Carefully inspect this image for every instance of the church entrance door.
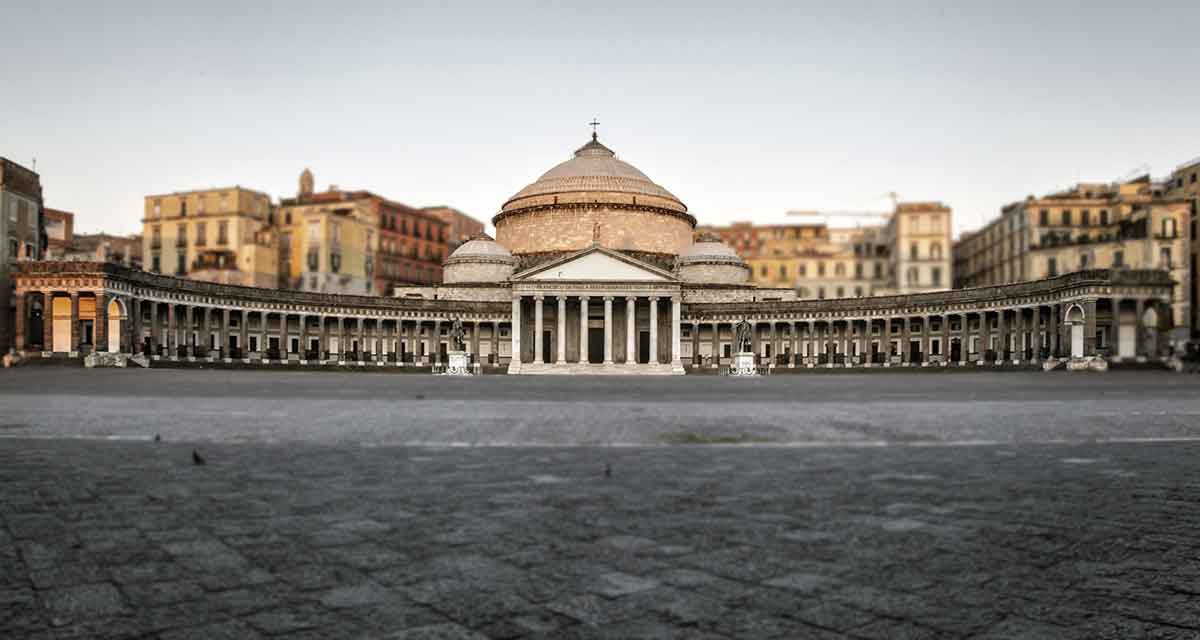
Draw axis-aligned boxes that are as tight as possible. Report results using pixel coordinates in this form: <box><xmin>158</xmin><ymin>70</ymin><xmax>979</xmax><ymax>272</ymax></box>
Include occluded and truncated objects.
<box><xmin>588</xmin><ymin>328</ymin><xmax>603</xmax><ymax>363</ymax></box>
<box><xmin>638</xmin><ymin>331</ymin><xmax>650</xmax><ymax>364</ymax></box>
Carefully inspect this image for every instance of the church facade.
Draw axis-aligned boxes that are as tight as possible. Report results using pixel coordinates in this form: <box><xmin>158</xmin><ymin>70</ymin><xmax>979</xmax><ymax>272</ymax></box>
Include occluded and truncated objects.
<box><xmin>9</xmin><ymin>134</ymin><xmax>1181</xmax><ymax>373</ymax></box>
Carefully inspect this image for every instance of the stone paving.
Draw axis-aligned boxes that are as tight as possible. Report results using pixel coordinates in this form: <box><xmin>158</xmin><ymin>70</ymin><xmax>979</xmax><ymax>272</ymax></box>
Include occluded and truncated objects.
<box><xmin>3</xmin><ymin>438</ymin><xmax>1200</xmax><ymax>639</ymax></box>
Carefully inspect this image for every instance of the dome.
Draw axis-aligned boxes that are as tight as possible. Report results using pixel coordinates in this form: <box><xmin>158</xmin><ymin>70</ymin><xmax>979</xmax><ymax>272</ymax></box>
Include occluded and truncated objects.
<box><xmin>493</xmin><ymin>133</ymin><xmax>696</xmax><ymax>260</ymax></box>
<box><xmin>677</xmin><ymin>233</ymin><xmax>749</xmax><ymax>285</ymax></box>
<box><xmin>501</xmin><ymin>135</ymin><xmax>687</xmax><ymax>213</ymax></box>
<box><xmin>442</xmin><ymin>234</ymin><xmax>516</xmax><ymax>284</ymax></box>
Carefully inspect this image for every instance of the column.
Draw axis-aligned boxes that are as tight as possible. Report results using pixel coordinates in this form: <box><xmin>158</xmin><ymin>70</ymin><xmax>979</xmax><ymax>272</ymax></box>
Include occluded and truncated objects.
<box><xmin>978</xmin><ymin>312</ymin><xmax>990</xmax><ymax>362</ymax></box>
<box><xmin>710</xmin><ymin>321</ymin><xmax>720</xmax><ymax>367</ymax></box>
<box><xmin>603</xmin><ymin>296</ymin><xmax>614</xmax><ymax>364</ymax></box>
<box><xmin>556</xmin><ymin>296</ymin><xmax>567</xmax><ymax>364</ymax></box>
<box><xmin>409</xmin><ymin>320</ymin><xmax>420</xmax><ymax>363</ymax></box>
<box><xmin>940</xmin><ymin>314</ymin><xmax>950</xmax><ymax>365</ymax></box>
<box><xmin>1013</xmin><ymin>308</ymin><xmax>1024</xmax><ymax>363</ymax></box>
<box><xmin>920</xmin><ymin>316</ymin><xmax>931</xmax><ymax>365</ymax></box>
<box><xmin>471</xmin><ymin>321</ymin><xmax>481</xmax><ymax>363</ymax></box>
<box><xmin>626</xmin><ymin>297</ymin><xmax>636</xmax><ymax>364</ymax></box>
<box><xmin>219</xmin><ymin>309</ymin><xmax>228</xmax><ymax>359</ymax></box>
<box><xmin>92</xmin><ymin>293</ymin><xmax>108</xmax><ymax>353</ymax></box>
<box><xmin>767</xmin><ymin>321</ymin><xmax>776</xmax><ymax>365</ymax></box>
<box><xmin>791</xmin><ymin>322</ymin><xmax>800</xmax><ymax>366</ymax></box>
<box><xmin>691</xmin><ymin>321</ymin><xmax>701</xmax><ymax>366</ymax></box>
<box><xmin>859</xmin><ymin>320</ymin><xmax>870</xmax><ymax>365</ymax></box>
<box><xmin>239</xmin><ymin>310</ymin><xmax>248</xmax><ymax>358</ymax></box>
<box><xmin>534</xmin><ymin>295</ymin><xmax>544</xmax><ymax>363</ymax></box>
<box><xmin>579</xmin><ymin>296</ymin><xmax>589</xmax><ymax>363</ymax></box>
<box><xmin>166</xmin><ymin>303</ymin><xmax>177</xmax><ymax>358</ymax></box>
<box><xmin>491</xmin><ymin>320</ymin><xmax>500</xmax><ymax>366</ymax></box>
<box><xmin>130</xmin><ymin>299</ymin><xmax>142</xmax><ymax>355</ymax></box>
<box><xmin>997</xmin><ymin>309</ymin><xmax>1008</xmax><ymax>362</ymax></box>
<box><xmin>751</xmin><ymin>320</ymin><xmax>760</xmax><ymax>362</ymax></box>
<box><xmin>69</xmin><ymin>292</ymin><xmax>80</xmax><ymax>355</ymax></box>
<box><xmin>183</xmin><ymin>306</ymin><xmax>194</xmax><ymax>358</ymax></box>
<box><xmin>900</xmin><ymin>315</ymin><xmax>910</xmax><ymax>365</ymax></box>
<box><xmin>807</xmin><ymin>321</ymin><xmax>816</xmax><ymax>364</ymax></box>
<box><xmin>670</xmin><ymin>296</ymin><xmax>681</xmax><ymax>367</ymax></box>
<box><xmin>13</xmin><ymin>292</ymin><xmax>26</xmax><ymax>351</ymax></box>
<box><xmin>647</xmin><ymin>297</ymin><xmax>658</xmax><ymax>364</ymax></box>
<box><xmin>1083</xmin><ymin>298</ymin><xmax>1098</xmax><ymax>356</ymax></box>
<box><xmin>299</xmin><ymin>314</ymin><xmax>309</xmax><ymax>360</ymax></box>
<box><xmin>511</xmin><ymin>297</ymin><xmax>521</xmax><ymax>365</ymax></box>
<box><xmin>150</xmin><ymin>302</ymin><xmax>161</xmax><ymax>356</ymax></box>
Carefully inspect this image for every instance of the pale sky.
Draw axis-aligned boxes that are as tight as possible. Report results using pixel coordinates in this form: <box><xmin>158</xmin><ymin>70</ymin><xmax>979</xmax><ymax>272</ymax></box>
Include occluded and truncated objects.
<box><xmin>5</xmin><ymin>1</ymin><xmax>1198</xmax><ymax>237</ymax></box>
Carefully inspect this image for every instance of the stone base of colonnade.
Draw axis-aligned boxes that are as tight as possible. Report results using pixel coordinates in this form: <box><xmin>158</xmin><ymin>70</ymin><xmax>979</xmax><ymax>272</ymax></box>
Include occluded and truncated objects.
<box><xmin>510</xmin><ymin>362</ymin><xmax>685</xmax><ymax>376</ymax></box>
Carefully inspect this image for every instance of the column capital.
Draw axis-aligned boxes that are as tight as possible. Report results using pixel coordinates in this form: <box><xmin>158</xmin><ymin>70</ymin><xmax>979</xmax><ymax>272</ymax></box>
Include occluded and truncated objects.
<box><xmin>648</xmin><ymin>296</ymin><xmax>659</xmax><ymax>302</ymax></box>
<box><xmin>603</xmin><ymin>296</ymin><xmax>613</xmax><ymax>302</ymax></box>
<box><xmin>579</xmin><ymin>295</ymin><xmax>590</xmax><ymax>301</ymax></box>
<box><xmin>533</xmin><ymin>295</ymin><xmax>544</xmax><ymax>301</ymax></box>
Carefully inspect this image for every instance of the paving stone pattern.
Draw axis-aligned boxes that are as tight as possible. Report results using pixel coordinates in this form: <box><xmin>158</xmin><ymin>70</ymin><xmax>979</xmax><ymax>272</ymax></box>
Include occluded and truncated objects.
<box><xmin>3</xmin><ymin>438</ymin><xmax>1200</xmax><ymax>639</ymax></box>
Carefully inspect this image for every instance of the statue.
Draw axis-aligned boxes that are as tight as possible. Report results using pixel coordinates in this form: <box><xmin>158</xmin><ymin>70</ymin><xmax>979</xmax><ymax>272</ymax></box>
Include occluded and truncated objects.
<box><xmin>734</xmin><ymin>319</ymin><xmax>753</xmax><ymax>353</ymax></box>
<box><xmin>449</xmin><ymin>318</ymin><xmax>466</xmax><ymax>351</ymax></box>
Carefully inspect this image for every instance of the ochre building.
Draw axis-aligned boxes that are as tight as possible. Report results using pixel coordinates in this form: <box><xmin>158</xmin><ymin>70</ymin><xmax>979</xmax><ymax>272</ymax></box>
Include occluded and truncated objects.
<box><xmin>10</xmin><ymin>133</ymin><xmax>1183</xmax><ymax>372</ymax></box>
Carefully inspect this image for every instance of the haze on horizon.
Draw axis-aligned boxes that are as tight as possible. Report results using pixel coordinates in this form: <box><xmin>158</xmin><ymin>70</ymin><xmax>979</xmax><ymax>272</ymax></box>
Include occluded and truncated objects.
<box><xmin>5</xmin><ymin>1</ymin><xmax>1197</xmax><ymax>238</ymax></box>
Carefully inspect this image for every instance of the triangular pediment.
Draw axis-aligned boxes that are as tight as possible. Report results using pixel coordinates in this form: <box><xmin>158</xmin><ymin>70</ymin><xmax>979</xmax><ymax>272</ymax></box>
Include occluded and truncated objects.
<box><xmin>513</xmin><ymin>246</ymin><xmax>677</xmax><ymax>282</ymax></box>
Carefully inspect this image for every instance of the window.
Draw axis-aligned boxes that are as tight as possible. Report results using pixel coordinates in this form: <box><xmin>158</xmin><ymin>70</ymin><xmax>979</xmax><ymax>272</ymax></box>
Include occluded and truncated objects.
<box><xmin>817</xmin><ymin>262</ymin><xmax>826</xmax><ymax>277</ymax></box>
<box><xmin>1039</xmin><ymin>209</ymin><xmax>1049</xmax><ymax>225</ymax></box>
<box><xmin>779</xmin><ymin>265</ymin><xmax>787</xmax><ymax>279</ymax></box>
<box><xmin>25</xmin><ymin>242</ymin><xmax>35</xmax><ymax>259</ymax></box>
<box><xmin>760</xmin><ymin>265</ymin><xmax>768</xmax><ymax>277</ymax></box>
<box><xmin>835</xmin><ymin>286</ymin><xmax>844</xmax><ymax>298</ymax></box>
<box><xmin>910</xmin><ymin>243</ymin><xmax>918</xmax><ymax>260</ymax></box>
<box><xmin>308</xmin><ymin>222</ymin><xmax>319</xmax><ymax>241</ymax></box>
<box><xmin>285</xmin><ymin>212</ymin><xmax>292</xmax><ymax>225</ymax></box>
<box><xmin>1047</xmin><ymin>257</ymin><xmax>1058</xmax><ymax>277</ymax></box>
<box><xmin>331</xmin><ymin>222</ymin><xmax>341</xmax><ymax>243</ymax></box>
<box><xmin>176</xmin><ymin>224</ymin><xmax>187</xmax><ymax>247</ymax></box>
<box><xmin>835</xmin><ymin>263</ymin><xmax>845</xmax><ymax>277</ymax></box>
<box><xmin>1061</xmin><ymin>210</ymin><xmax>1071</xmax><ymax>225</ymax></box>
<box><xmin>195</xmin><ymin>222</ymin><xmax>206</xmax><ymax>246</ymax></box>
<box><xmin>932</xmin><ymin>267</ymin><xmax>942</xmax><ymax>286</ymax></box>
<box><xmin>1079</xmin><ymin>253</ymin><xmax>1089</xmax><ymax>269</ymax></box>
<box><xmin>196</xmin><ymin>196</ymin><xmax>205</xmax><ymax>214</ymax></box>
<box><xmin>1100</xmin><ymin>210</ymin><xmax>1109</xmax><ymax>225</ymax></box>
<box><xmin>1161</xmin><ymin>218</ymin><xmax>1177</xmax><ymax>238</ymax></box>
<box><xmin>1113</xmin><ymin>250</ymin><xmax>1124</xmax><ymax>267</ymax></box>
<box><xmin>854</xmin><ymin>263</ymin><xmax>863</xmax><ymax>279</ymax></box>
<box><xmin>1161</xmin><ymin>247</ymin><xmax>1172</xmax><ymax>269</ymax></box>
<box><xmin>931</xmin><ymin>242</ymin><xmax>942</xmax><ymax>260</ymax></box>
<box><xmin>7</xmin><ymin>238</ymin><xmax>16</xmax><ymax>258</ymax></box>
<box><xmin>151</xmin><ymin>254</ymin><xmax>161</xmax><ymax>272</ymax></box>
<box><xmin>331</xmin><ymin>252</ymin><xmax>341</xmax><ymax>273</ymax></box>
<box><xmin>154</xmin><ymin>200</ymin><xmax>162</xmax><ymax>217</ymax></box>
<box><xmin>307</xmin><ymin>248</ymin><xmax>319</xmax><ymax>270</ymax></box>
<box><xmin>817</xmin><ymin>287</ymin><xmax>825</xmax><ymax>299</ymax></box>
<box><xmin>1081</xmin><ymin>210</ymin><xmax>1090</xmax><ymax>226</ymax></box>
<box><xmin>220</xmin><ymin>194</ymin><xmax>229</xmax><ymax>211</ymax></box>
<box><xmin>798</xmin><ymin>263</ymin><xmax>806</xmax><ymax>277</ymax></box>
<box><xmin>874</xmin><ymin>262</ymin><xmax>883</xmax><ymax>279</ymax></box>
<box><xmin>180</xmin><ymin>199</ymin><xmax>187</xmax><ymax>216</ymax></box>
<box><xmin>217</xmin><ymin>221</ymin><xmax>229</xmax><ymax>245</ymax></box>
<box><xmin>176</xmin><ymin>253</ymin><xmax>186</xmax><ymax>274</ymax></box>
<box><xmin>906</xmin><ymin>267</ymin><xmax>918</xmax><ymax>285</ymax></box>
<box><xmin>854</xmin><ymin>286</ymin><xmax>863</xmax><ymax>297</ymax></box>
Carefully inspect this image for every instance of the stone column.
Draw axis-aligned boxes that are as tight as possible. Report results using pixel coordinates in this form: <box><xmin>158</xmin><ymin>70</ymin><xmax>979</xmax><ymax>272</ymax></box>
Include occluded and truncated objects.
<box><xmin>511</xmin><ymin>297</ymin><xmax>521</xmax><ymax>365</ymax></box>
<box><xmin>766</xmin><ymin>321</ymin><xmax>776</xmax><ymax>365</ymax></box>
<box><xmin>898</xmin><ymin>315</ymin><xmax>909</xmax><ymax>365</ymax></box>
<box><xmin>299</xmin><ymin>314</ymin><xmax>309</xmax><ymax>360</ymax></box>
<box><xmin>997</xmin><ymin>309</ymin><xmax>1008</xmax><ymax>363</ymax></box>
<box><xmin>670</xmin><ymin>296</ymin><xmax>681</xmax><ymax>367</ymax></box>
<box><xmin>491</xmin><ymin>320</ymin><xmax>500</xmax><ymax>365</ymax></box>
<box><xmin>579</xmin><ymin>296</ymin><xmax>590</xmax><ymax>363</ymax></box>
<box><xmin>471</xmin><ymin>321</ymin><xmax>480</xmax><ymax>363</ymax></box>
<box><xmin>533</xmin><ymin>296</ymin><xmax>545</xmax><ymax>363</ymax></box>
<box><xmin>978</xmin><ymin>312</ymin><xmax>990</xmax><ymax>362</ymax></box>
<box><xmin>920</xmin><ymin>316</ymin><xmax>931</xmax><ymax>365</ymax></box>
<box><xmin>807</xmin><ymin>320</ymin><xmax>815</xmax><ymax>363</ymax></box>
<box><xmin>691</xmin><ymin>321</ymin><xmax>701</xmax><ymax>366</ymax></box>
<box><xmin>751</xmin><ymin>320</ymin><xmax>760</xmax><ymax>361</ymax></box>
<box><xmin>556</xmin><ymin>296</ymin><xmax>567</xmax><ymax>364</ymax></box>
<box><xmin>1083</xmin><ymin>298</ymin><xmax>1098</xmax><ymax>356</ymax></box>
<box><xmin>167</xmin><ymin>303</ymin><xmax>178</xmax><ymax>358</ymax></box>
<box><xmin>647</xmin><ymin>297</ymin><xmax>658</xmax><ymax>364</ymax></box>
<box><xmin>94</xmin><ymin>292</ymin><xmax>108</xmax><ymax>353</ymax></box>
<box><xmin>1013</xmin><ymin>308</ymin><xmax>1024</xmax><ymax>363</ymax></box>
<box><xmin>711</xmin><ymin>321</ymin><xmax>720</xmax><ymax>367</ymax></box>
<box><xmin>218</xmin><ymin>309</ymin><xmax>228</xmax><ymax>359</ymax></box>
<box><xmin>149</xmin><ymin>301</ymin><xmax>161</xmax><ymax>356</ymax></box>
<box><xmin>182</xmin><ymin>306</ymin><xmax>193</xmax><ymax>358</ymax></box>
<box><xmin>626</xmin><ymin>297</ymin><xmax>636</xmax><ymax>364</ymax></box>
<box><xmin>603</xmin><ymin>296</ymin><xmax>614</xmax><ymax>364</ymax></box>
<box><xmin>239</xmin><ymin>310</ymin><xmax>248</xmax><ymax>358</ymax></box>
<box><xmin>69</xmin><ymin>292</ymin><xmax>80</xmax><ymax>356</ymax></box>
<box><xmin>13</xmin><ymin>292</ymin><xmax>26</xmax><ymax>352</ymax></box>
<box><xmin>940</xmin><ymin>314</ymin><xmax>950</xmax><ymax>365</ymax></box>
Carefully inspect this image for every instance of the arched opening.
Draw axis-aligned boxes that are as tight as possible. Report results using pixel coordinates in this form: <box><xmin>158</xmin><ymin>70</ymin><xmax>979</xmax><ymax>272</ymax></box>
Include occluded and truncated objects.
<box><xmin>1064</xmin><ymin>304</ymin><xmax>1085</xmax><ymax>358</ymax></box>
<box><xmin>107</xmin><ymin>298</ymin><xmax>127</xmax><ymax>353</ymax></box>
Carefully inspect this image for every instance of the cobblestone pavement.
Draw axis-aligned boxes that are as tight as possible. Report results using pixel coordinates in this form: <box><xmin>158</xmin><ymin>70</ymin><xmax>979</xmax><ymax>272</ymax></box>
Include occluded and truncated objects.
<box><xmin>2</xmin><ymin>368</ymin><xmax>1200</xmax><ymax>445</ymax></box>
<box><xmin>3</xmin><ymin>437</ymin><xmax>1200</xmax><ymax>639</ymax></box>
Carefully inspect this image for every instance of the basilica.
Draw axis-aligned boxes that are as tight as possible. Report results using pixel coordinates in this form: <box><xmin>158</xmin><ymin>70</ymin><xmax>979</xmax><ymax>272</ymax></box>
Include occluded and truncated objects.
<box><xmin>9</xmin><ymin>133</ymin><xmax>1179</xmax><ymax>374</ymax></box>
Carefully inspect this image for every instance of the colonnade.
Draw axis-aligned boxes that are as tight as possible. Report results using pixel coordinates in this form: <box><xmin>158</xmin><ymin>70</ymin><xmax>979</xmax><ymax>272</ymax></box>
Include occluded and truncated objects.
<box><xmin>509</xmin><ymin>293</ymin><xmax>682</xmax><ymax>368</ymax></box>
<box><xmin>685</xmin><ymin>297</ymin><xmax>1171</xmax><ymax>368</ymax></box>
<box><xmin>13</xmin><ymin>290</ymin><xmax>511</xmax><ymax>367</ymax></box>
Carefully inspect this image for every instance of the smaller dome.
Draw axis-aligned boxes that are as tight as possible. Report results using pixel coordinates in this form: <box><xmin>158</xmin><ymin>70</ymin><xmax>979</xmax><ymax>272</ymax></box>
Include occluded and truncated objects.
<box><xmin>443</xmin><ymin>234</ymin><xmax>516</xmax><ymax>284</ymax></box>
<box><xmin>447</xmin><ymin>234</ymin><xmax>515</xmax><ymax>262</ymax></box>
<box><xmin>679</xmin><ymin>233</ymin><xmax>742</xmax><ymax>262</ymax></box>
<box><xmin>677</xmin><ymin>233</ymin><xmax>748</xmax><ymax>285</ymax></box>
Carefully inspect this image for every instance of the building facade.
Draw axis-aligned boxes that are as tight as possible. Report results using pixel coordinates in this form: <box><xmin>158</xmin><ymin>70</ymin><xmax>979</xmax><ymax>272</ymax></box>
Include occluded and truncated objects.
<box><xmin>698</xmin><ymin>202</ymin><xmax>951</xmax><ymax>299</ymax></box>
<box><xmin>2</xmin><ymin>157</ymin><xmax>43</xmax><ymax>352</ymax></box>
<box><xmin>66</xmin><ymin>233</ymin><xmax>143</xmax><ymax>268</ymax></box>
<box><xmin>424</xmin><ymin>205</ymin><xmax>484</xmax><ymax>250</ymax></box>
<box><xmin>1166</xmin><ymin>157</ymin><xmax>1200</xmax><ymax>336</ymax></box>
<box><xmin>142</xmin><ymin>187</ymin><xmax>275</xmax><ymax>288</ymax></box>
<box><xmin>9</xmin><ymin>133</ymin><xmax>1182</xmax><ymax>371</ymax></box>
<box><xmin>43</xmin><ymin>208</ymin><xmax>74</xmax><ymax>259</ymax></box>
<box><xmin>953</xmin><ymin>178</ymin><xmax>1191</xmax><ymax>332</ymax></box>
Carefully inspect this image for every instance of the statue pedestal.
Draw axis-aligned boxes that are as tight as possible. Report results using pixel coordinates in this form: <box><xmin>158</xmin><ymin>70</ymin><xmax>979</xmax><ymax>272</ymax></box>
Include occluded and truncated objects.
<box><xmin>729</xmin><ymin>352</ymin><xmax>759</xmax><ymax>376</ymax></box>
<box><xmin>444</xmin><ymin>350</ymin><xmax>472</xmax><ymax>376</ymax></box>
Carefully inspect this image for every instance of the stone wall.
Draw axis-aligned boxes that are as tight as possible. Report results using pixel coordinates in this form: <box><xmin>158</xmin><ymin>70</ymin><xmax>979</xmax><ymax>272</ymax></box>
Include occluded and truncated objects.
<box><xmin>678</xmin><ymin>263</ymin><xmax>750</xmax><ymax>286</ymax></box>
<box><xmin>495</xmin><ymin>204</ymin><xmax>693</xmax><ymax>257</ymax></box>
<box><xmin>442</xmin><ymin>261</ymin><xmax>513</xmax><ymax>285</ymax></box>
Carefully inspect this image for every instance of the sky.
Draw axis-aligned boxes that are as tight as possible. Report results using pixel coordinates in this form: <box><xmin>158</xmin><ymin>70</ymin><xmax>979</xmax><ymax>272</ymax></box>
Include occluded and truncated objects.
<box><xmin>5</xmin><ymin>1</ymin><xmax>1199</xmax><ymax>237</ymax></box>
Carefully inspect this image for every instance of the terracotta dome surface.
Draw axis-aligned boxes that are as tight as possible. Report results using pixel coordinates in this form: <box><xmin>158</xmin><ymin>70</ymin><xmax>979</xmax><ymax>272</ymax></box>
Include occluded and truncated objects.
<box><xmin>502</xmin><ymin>135</ymin><xmax>685</xmax><ymax>211</ymax></box>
